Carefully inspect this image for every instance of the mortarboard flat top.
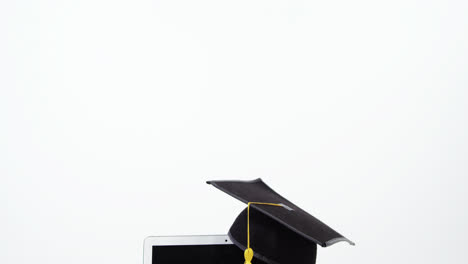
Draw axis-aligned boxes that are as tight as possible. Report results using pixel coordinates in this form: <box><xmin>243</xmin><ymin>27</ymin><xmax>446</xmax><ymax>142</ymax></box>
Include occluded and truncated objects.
<box><xmin>207</xmin><ymin>178</ymin><xmax>354</xmax><ymax>248</ymax></box>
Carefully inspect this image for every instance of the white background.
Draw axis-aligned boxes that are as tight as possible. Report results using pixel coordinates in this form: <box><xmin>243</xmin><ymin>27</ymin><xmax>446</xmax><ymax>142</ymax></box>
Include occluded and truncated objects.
<box><xmin>1</xmin><ymin>0</ymin><xmax>467</xmax><ymax>264</ymax></box>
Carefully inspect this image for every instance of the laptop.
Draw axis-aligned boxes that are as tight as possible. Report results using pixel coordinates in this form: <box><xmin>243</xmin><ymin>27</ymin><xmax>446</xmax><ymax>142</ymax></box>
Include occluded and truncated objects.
<box><xmin>143</xmin><ymin>235</ymin><xmax>266</xmax><ymax>264</ymax></box>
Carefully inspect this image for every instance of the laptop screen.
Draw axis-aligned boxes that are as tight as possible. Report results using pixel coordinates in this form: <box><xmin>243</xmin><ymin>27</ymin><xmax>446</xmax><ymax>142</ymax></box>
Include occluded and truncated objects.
<box><xmin>153</xmin><ymin>244</ymin><xmax>266</xmax><ymax>264</ymax></box>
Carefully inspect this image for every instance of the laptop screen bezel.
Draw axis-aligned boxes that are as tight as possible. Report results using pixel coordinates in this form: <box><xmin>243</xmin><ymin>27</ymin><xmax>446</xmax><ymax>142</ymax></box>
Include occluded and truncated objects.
<box><xmin>143</xmin><ymin>235</ymin><xmax>233</xmax><ymax>264</ymax></box>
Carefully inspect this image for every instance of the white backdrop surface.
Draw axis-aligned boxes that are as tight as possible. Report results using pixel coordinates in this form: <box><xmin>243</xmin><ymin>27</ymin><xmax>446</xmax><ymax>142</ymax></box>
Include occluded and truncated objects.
<box><xmin>1</xmin><ymin>1</ymin><xmax>467</xmax><ymax>264</ymax></box>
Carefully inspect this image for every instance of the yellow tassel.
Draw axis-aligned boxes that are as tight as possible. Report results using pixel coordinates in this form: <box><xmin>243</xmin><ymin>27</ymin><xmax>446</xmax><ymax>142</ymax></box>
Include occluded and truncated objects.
<box><xmin>244</xmin><ymin>248</ymin><xmax>254</xmax><ymax>264</ymax></box>
<box><xmin>244</xmin><ymin>202</ymin><xmax>282</xmax><ymax>264</ymax></box>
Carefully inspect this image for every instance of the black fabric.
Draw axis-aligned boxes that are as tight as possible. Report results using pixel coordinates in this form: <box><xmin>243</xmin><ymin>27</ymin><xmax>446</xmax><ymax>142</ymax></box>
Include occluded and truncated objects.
<box><xmin>229</xmin><ymin>207</ymin><xmax>317</xmax><ymax>264</ymax></box>
<box><xmin>207</xmin><ymin>179</ymin><xmax>354</xmax><ymax>247</ymax></box>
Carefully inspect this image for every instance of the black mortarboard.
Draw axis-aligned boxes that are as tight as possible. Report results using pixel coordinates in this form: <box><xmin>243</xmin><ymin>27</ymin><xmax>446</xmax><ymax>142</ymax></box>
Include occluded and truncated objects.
<box><xmin>207</xmin><ymin>178</ymin><xmax>354</xmax><ymax>264</ymax></box>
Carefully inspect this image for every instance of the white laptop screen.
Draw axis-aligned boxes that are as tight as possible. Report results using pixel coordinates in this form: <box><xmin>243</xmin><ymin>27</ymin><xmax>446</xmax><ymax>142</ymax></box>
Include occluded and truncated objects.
<box><xmin>153</xmin><ymin>244</ymin><xmax>267</xmax><ymax>264</ymax></box>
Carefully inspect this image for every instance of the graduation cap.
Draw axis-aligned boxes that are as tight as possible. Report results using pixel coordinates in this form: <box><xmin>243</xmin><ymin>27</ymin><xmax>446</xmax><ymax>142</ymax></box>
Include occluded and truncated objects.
<box><xmin>207</xmin><ymin>178</ymin><xmax>354</xmax><ymax>264</ymax></box>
